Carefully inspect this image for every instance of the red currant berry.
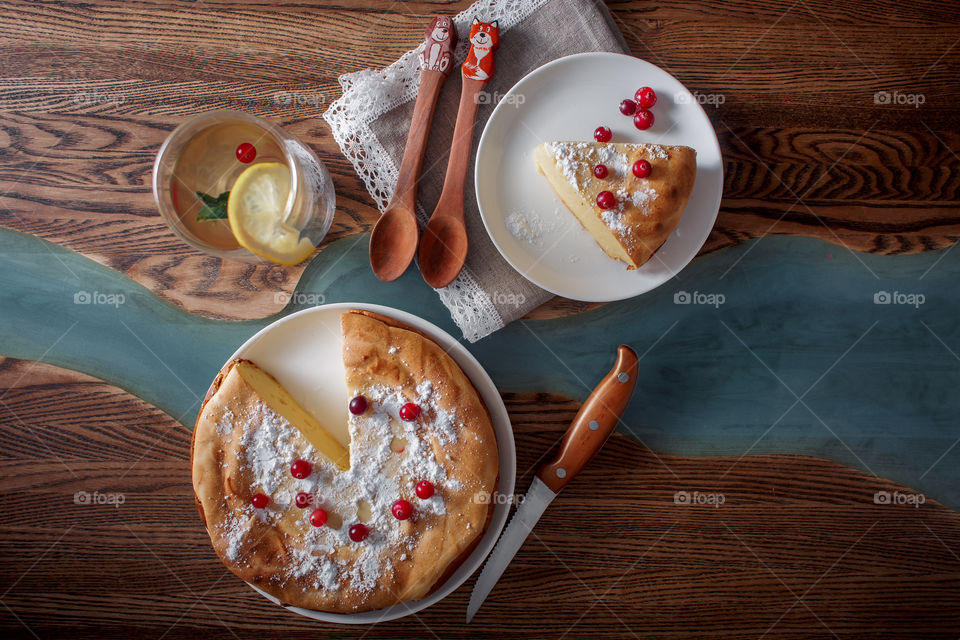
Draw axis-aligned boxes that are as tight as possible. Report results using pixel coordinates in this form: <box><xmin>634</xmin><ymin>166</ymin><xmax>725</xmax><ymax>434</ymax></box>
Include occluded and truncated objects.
<box><xmin>596</xmin><ymin>191</ymin><xmax>617</xmax><ymax>210</ymax></box>
<box><xmin>236</xmin><ymin>142</ymin><xmax>257</xmax><ymax>163</ymax></box>
<box><xmin>349</xmin><ymin>523</ymin><xmax>369</xmax><ymax>542</ymax></box>
<box><xmin>635</xmin><ymin>87</ymin><xmax>657</xmax><ymax>109</ymax></box>
<box><xmin>251</xmin><ymin>493</ymin><xmax>269</xmax><ymax>509</ymax></box>
<box><xmin>290</xmin><ymin>459</ymin><xmax>311</xmax><ymax>479</ymax></box>
<box><xmin>349</xmin><ymin>395</ymin><xmax>368</xmax><ymax>415</ymax></box>
<box><xmin>295</xmin><ymin>492</ymin><xmax>312</xmax><ymax>508</ymax></box>
<box><xmin>619</xmin><ymin>99</ymin><xmax>637</xmax><ymax>116</ymax></box>
<box><xmin>309</xmin><ymin>508</ymin><xmax>328</xmax><ymax>527</ymax></box>
<box><xmin>392</xmin><ymin>499</ymin><xmax>413</xmax><ymax>520</ymax></box>
<box><xmin>632</xmin><ymin>159</ymin><xmax>652</xmax><ymax>179</ymax></box>
<box><xmin>593</xmin><ymin>164</ymin><xmax>609</xmax><ymax>179</ymax></box>
<box><xmin>593</xmin><ymin>126</ymin><xmax>612</xmax><ymax>143</ymax></box>
<box><xmin>415</xmin><ymin>480</ymin><xmax>435</xmax><ymax>499</ymax></box>
<box><xmin>633</xmin><ymin>109</ymin><xmax>654</xmax><ymax>130</ymax></box>
<box><xmin>399</xmin><ymin>403</ymin><xmax>421</xmax><ymax>422</ymax></box>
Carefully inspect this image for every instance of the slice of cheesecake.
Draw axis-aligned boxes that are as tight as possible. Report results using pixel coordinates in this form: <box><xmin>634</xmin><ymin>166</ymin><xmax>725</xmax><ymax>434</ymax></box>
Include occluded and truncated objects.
<box><xmin>533</xmin><ymin>141</ymin><xmax>696</xmax><ymax>269</ymax></box>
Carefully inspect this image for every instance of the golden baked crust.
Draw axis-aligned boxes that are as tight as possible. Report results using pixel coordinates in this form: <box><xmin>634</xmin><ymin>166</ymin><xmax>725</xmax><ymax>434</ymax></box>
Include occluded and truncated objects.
<box><xmin>191</xmin><ymin>311</ymin><xmax>498</xmax><ymax>613</ymax></box>
<box><xmin>534</xmin><ymin>141</ymin><xmax>697</xmax><ymax>269</ymax></box>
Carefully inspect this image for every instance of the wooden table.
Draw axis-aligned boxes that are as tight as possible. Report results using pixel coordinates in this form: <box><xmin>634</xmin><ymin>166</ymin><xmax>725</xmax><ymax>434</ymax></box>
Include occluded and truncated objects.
<box><xmin>1</xmin><ymin>1</ymin><xmax>959</xmax><ymax>637</ymax></box>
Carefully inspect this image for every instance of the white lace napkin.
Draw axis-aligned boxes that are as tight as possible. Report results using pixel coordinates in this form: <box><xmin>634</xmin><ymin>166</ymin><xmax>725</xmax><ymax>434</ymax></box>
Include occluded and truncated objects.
<box><xmin>323</xmin><ymin>0</ymin><xmax>628</xmax><ymax>341</ymax></box>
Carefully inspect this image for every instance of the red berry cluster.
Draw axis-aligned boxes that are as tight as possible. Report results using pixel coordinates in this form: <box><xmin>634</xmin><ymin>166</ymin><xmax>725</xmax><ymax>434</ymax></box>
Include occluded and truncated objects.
<box><xmin>252</xmin><ymin>453</ymin><xmax>440</xmax><ymax>545</ymax></box>
<box><xmin>589</xmin><ymin>87</ymin><xmax>659</xmax><ymax>212</ymax></box>
<box><xmin>625</xmin><ymin>87</ymin><xmax>656</xmax><ymax>131</ymax></box>
<box><xmin>388</xmin><ymin>480</ymin><xmax>436</xmax><ymax>524</ymax></box>
<box><xmin>594</xmin><ymin>86</ymin><xmax>657</xmax><ymax>148</ymax></box>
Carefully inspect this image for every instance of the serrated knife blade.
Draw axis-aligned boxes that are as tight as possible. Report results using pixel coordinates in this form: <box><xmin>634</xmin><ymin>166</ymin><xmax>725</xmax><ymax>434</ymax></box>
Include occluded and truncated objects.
<box><xmin>466</xmin><ymin>345</ymin><xmax>639</xmax><ymax>622</ymax></box>
<box><xmin>466</xmin><ymin>476</ymin><xmax>556</xmax><ymax>622</ymax></box>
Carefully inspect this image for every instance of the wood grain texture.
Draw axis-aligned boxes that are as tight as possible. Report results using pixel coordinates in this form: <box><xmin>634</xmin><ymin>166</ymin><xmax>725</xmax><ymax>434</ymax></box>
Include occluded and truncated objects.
<box><xmin>0</xmin><ymin>358</ymin><xmax>958</xmax><ymax>639</ymax></box>
<box><xmin>0</xmin><ymin>0</ymin><xmax>957</xmax><ymax>319</ymax></box>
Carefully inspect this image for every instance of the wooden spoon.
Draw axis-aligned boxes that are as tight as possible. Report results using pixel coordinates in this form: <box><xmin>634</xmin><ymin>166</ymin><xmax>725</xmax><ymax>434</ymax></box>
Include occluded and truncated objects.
<box><xmin>418</xmin><ymin>18</ymin><xmax>499</xmax><ymax>289</ymax></box>
<box><xmin>369</xmin><ymin>15</ymin><xmax>457</xmax><ymax>282</ymax></box>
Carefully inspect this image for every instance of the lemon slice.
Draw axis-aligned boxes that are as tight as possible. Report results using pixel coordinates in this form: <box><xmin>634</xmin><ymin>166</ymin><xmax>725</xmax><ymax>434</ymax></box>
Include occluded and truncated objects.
<box><xmin>227</xmin><ymin>162</ymin><xmax>315</xmax><ymax>265</ymax></box>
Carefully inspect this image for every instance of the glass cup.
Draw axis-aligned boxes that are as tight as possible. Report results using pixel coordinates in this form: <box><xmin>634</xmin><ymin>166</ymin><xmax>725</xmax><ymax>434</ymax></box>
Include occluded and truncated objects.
<box><xmin>152</xmin><ymin>110</ymin><xmax>335</xmax><ymax>263</ymax></box>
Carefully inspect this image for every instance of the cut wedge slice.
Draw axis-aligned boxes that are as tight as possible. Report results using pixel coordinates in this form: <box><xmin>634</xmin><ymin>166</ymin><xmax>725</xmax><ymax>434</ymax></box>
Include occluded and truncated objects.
<box><xmin>227</xmin><ymin>162</ymin><xmax>315</xmax><ymax>265</ymax></box>
<box><xmin>233</xmin><ymin>359</ymin><xmax>349</xmax><ymax>470</ymax></box>
<box><xmin>534</xmin><ymin>141</ymin><xmax>696</xmax><ymax>269</ymax></box>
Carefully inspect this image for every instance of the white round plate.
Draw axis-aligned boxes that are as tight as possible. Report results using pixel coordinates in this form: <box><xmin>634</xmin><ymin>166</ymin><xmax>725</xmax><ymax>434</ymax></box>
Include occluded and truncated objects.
<box><xmin>475</xmin><ymin>52</ymin><xmax>723</xmax><ymax>301</ymax></box>
<box><xmin>216</xmin><ymin>302</ymin><xmax>516</xmax><ymax>624</ymax></box>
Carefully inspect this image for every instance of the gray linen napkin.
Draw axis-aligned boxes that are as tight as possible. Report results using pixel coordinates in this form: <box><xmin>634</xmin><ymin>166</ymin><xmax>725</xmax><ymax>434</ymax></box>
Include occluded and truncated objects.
<box><xmin>324</xmin><ymin>0</ymin><xmax>628</xmax><ymax>341</ymax></box>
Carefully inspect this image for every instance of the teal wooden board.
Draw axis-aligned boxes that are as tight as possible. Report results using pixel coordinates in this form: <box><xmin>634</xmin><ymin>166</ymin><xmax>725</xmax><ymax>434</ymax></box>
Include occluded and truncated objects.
<box><xmin>0</xmin><ymin>228</ymin><xmax>956</xmax><ymax>508</ymax></box>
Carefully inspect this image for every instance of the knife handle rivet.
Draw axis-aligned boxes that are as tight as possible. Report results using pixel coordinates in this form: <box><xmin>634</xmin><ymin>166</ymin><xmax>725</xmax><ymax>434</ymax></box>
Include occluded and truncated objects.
<box><xmin>555</xmin><ymin>468</ymin><xmax>567</xmax><ymax>478</ymax></box>
<box><xmin>617</xmin><ymin>372</ymin><xmax>630</xmax><ymax>383</ymax></box>
<box><xmin>589</xmin><ymin>420</ymin><xmax>599</xmax><ymax>430</ymax></box>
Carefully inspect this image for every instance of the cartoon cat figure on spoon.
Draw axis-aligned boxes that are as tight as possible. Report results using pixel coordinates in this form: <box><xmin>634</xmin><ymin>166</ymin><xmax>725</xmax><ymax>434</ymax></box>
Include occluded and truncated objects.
<box><xmin>369</xmin><ymin>15</ymin><xmax>457</xmax><ymax>282</ymax></box>
<box><xmin>418</xmin><ymin>18</ymin><xmax>499</xmax><ymax>289</ymax></box>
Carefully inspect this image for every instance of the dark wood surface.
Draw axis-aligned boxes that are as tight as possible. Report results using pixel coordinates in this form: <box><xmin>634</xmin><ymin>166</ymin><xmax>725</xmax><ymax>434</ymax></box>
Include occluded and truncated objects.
<box><xmin>1</xmin><ymin>358</ymin><xmax>959</xmax><ymax>639</ymax></box>
<box><xmin>0</xmin><ymin>0</ymin><xmax>956</xmax><ymax>319</ymax></box>
<box><xmin>1</xmin><ymin>1</ymin><xmax>959</xmax><ymax>637</ymax></box>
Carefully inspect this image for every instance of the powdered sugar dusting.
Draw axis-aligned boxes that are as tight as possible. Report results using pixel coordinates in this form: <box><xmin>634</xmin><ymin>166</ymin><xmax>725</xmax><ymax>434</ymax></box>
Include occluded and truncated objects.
<box><xmin>639</xmin><ymin>143</ymin><xmax>670</xmax><ymax>160</ymax></box>
<box><xmin>600</xmin><ymin>208</ymin><xmax>628</xmax><ymax>233</ymax></box>
<box><xmin>506</xmin><ymin>209</ymin><xmax>546</xmax><ymax>246</ymax></box>
<box><xmin>593</xmin><ymin>145</ymin><xmax>630</xmax><ymax>179</ymax></box>
<box><xmin>543</xmin><ymin>142</ymin><xmax>664</xmax><ymax>225</ymax></box>
<box><xmin>238</xmin><ymin>402</ymin><xmax>315</xmax><ymax>495</ymax></box>
<box><xmin>206</xmin><ymin>324</ymin><xmax>494</xmax><ymax>609</ymax></box>
<box><xmin>215</xmin><ymin>407</ymin><xmax>234</xmax><ymax>436</ymax></box>
<box><xmin>546</xmin><ymin>141</ymin><xmax>583</xmax><ymax>189</ymax></box>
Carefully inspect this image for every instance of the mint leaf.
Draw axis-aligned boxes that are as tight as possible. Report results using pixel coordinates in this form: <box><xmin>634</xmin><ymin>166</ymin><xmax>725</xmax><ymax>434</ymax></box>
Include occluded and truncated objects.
<box><xmin>195</xmin><ymin>190</ymin><xmax>230</xmax><ymax>221</ymax></box>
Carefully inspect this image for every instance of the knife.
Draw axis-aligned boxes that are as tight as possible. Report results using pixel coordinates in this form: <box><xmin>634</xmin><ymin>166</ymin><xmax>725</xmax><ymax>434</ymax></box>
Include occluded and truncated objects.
<box><xmin>466</xmin><ymin>345</ymin><xmax>640</xmax><ymax>622</ymax></box>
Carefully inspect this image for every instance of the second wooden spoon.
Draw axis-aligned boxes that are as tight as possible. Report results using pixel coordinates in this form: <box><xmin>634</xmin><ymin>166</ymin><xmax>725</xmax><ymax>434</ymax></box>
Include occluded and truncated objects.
<box><xmin>419</xmin><ymin>18</ymin><xmax>499</xmax><ymax>289</ymax></box>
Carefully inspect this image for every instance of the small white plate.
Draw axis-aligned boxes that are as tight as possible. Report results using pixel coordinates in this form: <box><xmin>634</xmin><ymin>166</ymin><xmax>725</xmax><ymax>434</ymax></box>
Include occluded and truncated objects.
<box><xmin>475</xmin><ymin>52</ymin><xmax>723</xmax><ymax>301</ymax></box>
<box><xmin>217</xmin><ymin>302</ymin><xmax>516</xmax><ymax>624</ymax></box>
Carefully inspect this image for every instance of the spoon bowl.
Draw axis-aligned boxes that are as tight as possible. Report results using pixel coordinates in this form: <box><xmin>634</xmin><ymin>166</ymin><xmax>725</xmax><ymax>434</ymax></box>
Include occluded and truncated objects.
<box><xmin>418</xmin><ymin>214</ymin><xmax>469</xmax><ymax>288</ymax></box>
<box><xmin>369</xmin><ymin>207</ymin><xmax>419</xmax><ymax>282</ymax></box>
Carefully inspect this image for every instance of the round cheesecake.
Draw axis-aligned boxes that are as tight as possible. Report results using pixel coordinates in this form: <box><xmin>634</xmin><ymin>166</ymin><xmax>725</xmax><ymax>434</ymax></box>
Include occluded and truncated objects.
<box><xmin>191</xmin><ymin>310</ymin><xmax>499</xmax><ymax>613</ymax></box>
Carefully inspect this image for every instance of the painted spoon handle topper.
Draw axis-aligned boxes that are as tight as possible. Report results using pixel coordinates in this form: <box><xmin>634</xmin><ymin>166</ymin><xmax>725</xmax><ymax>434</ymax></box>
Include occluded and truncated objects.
<box><xmin>368</xmin><ymin>15</ymin><xmax>457</xmax><ymax>282</ymax></box>
<box><xmin>418</xmin><ymin>18</ymin><xmax>500</xmax><ymax>289</ymax></box>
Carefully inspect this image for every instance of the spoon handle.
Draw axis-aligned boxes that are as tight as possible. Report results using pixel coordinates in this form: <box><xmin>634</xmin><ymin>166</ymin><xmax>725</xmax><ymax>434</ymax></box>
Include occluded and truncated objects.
<box><xmin>433</xmin><ymin>18</ymin><xmax>500</xmax><ymax>218</ymax></box>
<box><xmin>434</xmin><ymin>78</ymin><xmax>486</xmax><ymax>216</ymax></box>
<box><xmin>392</xmin><ymin>15</ymin><xmax>458</xmax><ymax>212</ymax></box>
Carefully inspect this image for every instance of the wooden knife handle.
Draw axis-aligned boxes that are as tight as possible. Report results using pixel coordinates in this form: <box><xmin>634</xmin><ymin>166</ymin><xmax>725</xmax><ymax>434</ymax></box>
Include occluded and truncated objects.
<box><xmin>537</xmin><ymin>345</ymin><xmax>639</xmax><ymax>493</ymax></box>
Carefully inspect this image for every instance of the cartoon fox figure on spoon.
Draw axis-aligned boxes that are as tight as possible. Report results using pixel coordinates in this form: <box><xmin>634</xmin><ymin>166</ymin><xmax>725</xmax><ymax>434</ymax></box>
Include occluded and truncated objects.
<box><xmin>461</xmin><ymin>18</ymin><xmax>499</xmax><ymax>80</ymax></box>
